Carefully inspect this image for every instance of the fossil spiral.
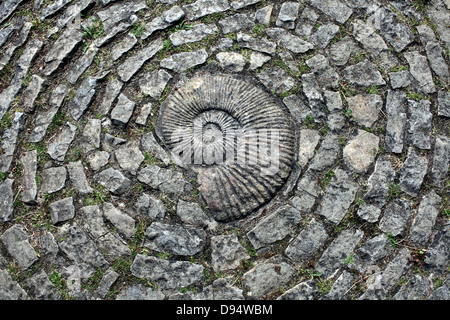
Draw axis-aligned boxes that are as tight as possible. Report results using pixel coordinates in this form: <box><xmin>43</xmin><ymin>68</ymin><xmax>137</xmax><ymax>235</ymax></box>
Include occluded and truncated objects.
<box><xmin>156</xmin><ymin>74</ymin><xmax>296</xmax><ymax>222</ymax></box>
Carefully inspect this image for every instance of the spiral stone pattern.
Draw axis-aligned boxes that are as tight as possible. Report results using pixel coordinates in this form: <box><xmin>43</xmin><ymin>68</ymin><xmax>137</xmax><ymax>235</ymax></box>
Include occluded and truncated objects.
<box><xmin>157</xmin><ymin>75</ymin><xmax>296</xmax><ymax>222</ymax></box>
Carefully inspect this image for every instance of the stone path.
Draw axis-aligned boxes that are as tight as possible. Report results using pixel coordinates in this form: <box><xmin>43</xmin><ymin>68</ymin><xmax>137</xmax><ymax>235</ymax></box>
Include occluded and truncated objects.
<box><xmin>0</xmin><ymin>0</ymin><xmax>448</xmax><ymax>300</ymax></box>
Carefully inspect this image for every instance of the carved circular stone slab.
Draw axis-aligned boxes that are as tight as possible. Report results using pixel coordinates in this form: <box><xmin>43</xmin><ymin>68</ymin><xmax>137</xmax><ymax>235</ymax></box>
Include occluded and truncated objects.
<box><xmin>156</xmin><ymin>74</ymin><xmax>296</xmax><ymax>222</ymax></box>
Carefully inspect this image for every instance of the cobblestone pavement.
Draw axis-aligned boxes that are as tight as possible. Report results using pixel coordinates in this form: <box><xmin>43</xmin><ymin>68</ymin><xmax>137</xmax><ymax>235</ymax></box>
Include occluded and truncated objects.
<box><xmin>0</xmin><ymin>0</ymin><xmax>448</xmax><ymax>300</ymax></box>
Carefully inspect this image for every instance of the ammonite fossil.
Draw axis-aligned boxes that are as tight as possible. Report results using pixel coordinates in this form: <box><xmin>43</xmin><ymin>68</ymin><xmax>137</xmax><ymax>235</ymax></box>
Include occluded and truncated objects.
<box><xmin>156</xmin><ymin>74</ymin><xmax>296</xmax><ymax>222</ymax></box>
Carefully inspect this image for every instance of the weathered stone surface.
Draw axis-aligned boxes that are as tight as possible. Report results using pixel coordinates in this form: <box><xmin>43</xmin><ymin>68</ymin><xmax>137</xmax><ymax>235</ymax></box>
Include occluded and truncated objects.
<box><xmin>409</xmin><ymin>190</ymin><xmax>442</xmax><ymax>246</ymax></box>
<box><xmin>70</xmin><ymin>76</ymin><xmax>100</xmax><ymax>121</ymax></box>
<box><xmin>359</xmin><ymin>247</ymin><xmax>411</xmax><ymax>300</ymax></box>
<box><xmin>0</xmin><ymin>269</ymin><xmax>28</xmax><ymax>300</ymax></box>
<box><xmin>77</xmin><ymin>205</ymin><xmax>131</xmax><ymax>258</ymax></box>
<box><xmin>141</xmin><ymin>6</ymin><xmax>185</xmax><ymax>40</ymax></box>
<box><xmin>308</xmin><ymin>133</ymin><xmax>340</xmax><ymax>172</ymax></box>
<box><xmin>67</xmin><ymin>161</ymin><xmax>93</xmax><ymax>195</ymax></box>
<box><xmin>211</xmin><ymin>234</ymin><xmax>249</xmax><ymax>271</ymax></box>
<box><xmin>398</xmin><ymin>147</ymin><xmax>428</xmax><ymax>197</ymax></box>
<box><xmin>170</xmin><ymin>23</ymin><xmax>218</xmax><ymax>46</ymax></box>
<box><xmin>39</xmin><ymin>0</ymin><xmax>72</xmax><ymax>19</ymax></box>
<box><xmin>0</xmin><ymin>0</ymin><xmax>25</xmax><ymax>25</ymax></box>
<box><xmin>211</xmin><ymin>37</ymin><xmax>234</xmax><ymax>54</ymax></box>
<box><xmin>94</xmin><ymin>167</ymin><xmax>132</xmax><ymax>195</ymax></box>
<box><xmin>137</xmin><ymin>165</ymin><xmax>191</xmax><ymax>197</ymax></box>
<box><xmin>0</xmin><ymin>179</ymin><xmax>14</xmax><ymax>223</ymax></box>
<box><xmin>86</xmin><ymin>151</ymin><xmax>110</xmax><ymax>171</ymax></box>
<box><xmin>237</xmin><ymin>32</ymin><xmax>276</xmax><ymax>55</ymax></box>
<box><xmin>192</xmin><ymin>277</ymin><xmax>244</xmax><ymax>300</ymax></box>
<box><xmin>404</xmin><ymin>51</ymin><xmax>436</xmax><ymax>94</ymax></box>
<box><xmin>183</xmin><ymin>0</ymin><xmax>230</xmax><ymax>21</ymax></box>
<box><xmin>266</xmin><ymin>28</ymin><xmax>313</xmax><ymax>54</ymax></box>
<box><xmin>301</xmin><ymin>73</ymin><xmax>325</xmax><ymax>120</ymax></box>
<box><xmin>22</xmin><ymin>75</ymin><xmax>45</xmax><ymax>114</ymax></box>
<box><xmin>130</xmin><ymin>254</ymin><xmax>203</xmax><ymax>289</ymax></box>
<box><xmin>310</xmin><ymin>23</ymin><xmax>339</xmax><ymax>49</ymax></box>
<box><xmin>285</xmin><ymin>219</ymin><xmax>328</xmax><ymax>262</ymax></box>
<box><xmin>103</xmin><ymin>202</ymin><xmax>136</xmax><ymax>239</ymax></box>
<box><xmin>216</xmin><ymin>52</ymin><xmax>246</xmax><ymax>72</ymax></box>
<box><xmin>324</xmin><ymin>270</ymin><xmax>354</xmax><ymax>300</ymax></box>
<box><xmin>318</xmin><ymin>169</ymin><xmax>359</xmax><ymax>225</ymax></box>
<box><xmin>104</xmin><ymin>134</ymin><xmax>126</xmax><ymax>151</ymax></box>
<box><xmin>358</xmin><ymin>158</ymin><xmax>395</xmax><ymax>208</ymax></box>
<box><xmin>47</xmin><ymin>122</ymin><xmax>77</xmax><ymax>161</ymax></box>
<box><xmin>1</xmin><ymin>225</ymin><xmax>38</xmax><ymax>270</ymax></box>
<box><xmin>256</xmin><ymin>66</ymin><xmax>295</xmax><ymax>95</ymax></box>
<box><xmin>111</xmin><ymin>93</ymin><xmax>135</xmax><ymax>127</ymax></box>
<box><xmin>145</xmin><ymin>222</ymin><xmax>206</xmax><ymax>256</ymax></box>
<box><xmin>310</xmin><ymin>0</ymin><xmax>353</xmax><ymax>24</ymax></box>
<box><xmin>98</xmin><ymin>78</ymin><xmax>123</xmax><ymax>115</ymax></box>
<box><xmin>393</xmin><ymin>274</ymin><xmax>434</xmax><ymax>300</ymax></box>
<box><xmin>352</xmin><ymin>234</ymin><xmax>393</xmax><ymax>273</ymax></box>
<box><xmin>134</xmin><ymin>193</ymin><xmax>165</xmax><ymax>220</ymax></box>
<box><xmin>29</xmin><ymin>84</ymin><xmax>67</xmax><ymax>143</ymax></box>
<box><xmin>114</xmin><ymin>140</ymin><xmax>144</xmax><ymax>175</ymax></box>
<box><xmin>94</xmin><ymin>1</ymin><xmax>144</xmax><ymax>46</ymax></box>
<box><xmin>66</xmin><ymin>46</ymin><xmax>97</xmax><ymax>84</ymax></box>
<box><xmin>278</xmin><ymin>280</ymin><xmax>318</xmax><ymax>300</ymax></box>
<box><xmin>80</xmin><ymin>119</ymin><xmax>101</xmax><ymax>153</ymax></box>
<box><xmin>247</xmin><ymin>205</ymin><xmax>302</xmax><ymax>250</ymax></box>
<box><xmin>117</xmin><ymin>39</ymin><xmax>163</xmax><ymax>82</ymax></box>
<box><xmin>305</xmin><ymin>54</ymin><xmax>339</xmax><ymax>89</ymax></box>
<box><xmin>96</xmin><ymin>268</ymin><xmax>119</xmax><ymax>298</ymax></box>
<box><xmin>352</xmin><ymin>19</ymin><xmax>387</xmax><ymax>54</ymax></box>
<box><xmin>429</xmin><ymin>281</ymin><xmax>450</xmax><ymax>300</ymax></box>
<box><xmin>141</xmin><ymin>132</ymin><xmax>171</xmax><ymax>166</ymax></box>
<box><xmin>291</xmin><ymin>172</ymin><xmax>320</xmax><ymax>213</ymax></box>
<box><xmin>243</xmin><ymin>259</ymin><xmax>295</xmax><ymax>299</ymax></box>
<box><xmin>218</xmin><ymin>13</ymin><xmax>254</xmax><ymax>34</ymax></box>
<box><xmin>437</xmin><ymin>91</ymin><xmax>450</xmax><ymax>118</ymax></box>
<box><xmin>389</xmin><ymin>70</ymin><xmax>411</xmax><ymax>89</ymax></box>
<box><xmin>316</xmin><ymin>229</ymin><xmax>364</xmax><ymax>279</ymax></box>
<box><xmin>385</xmin><ymin>90</ymin><xmax>407</xmax><ymax>153</ymax></box>
<box><xmin>110</xmin><ymin>33</ymin><xmax>137</xmax><ymax>61</ymax></box>
<box><xmin>39</xmin><ymin>232</ymin><xmax>59</xmax><ymax>258</ymax></box>
<box><xmin>342</xmin><ymin>60</ymin><xmax>386</xmax><ymax>87</ymax></box>
<box><xmin>252</xmin><ymin>4</ymin><xmax>273</xmax><ymax>26</ymax></box>
<box><xmin>431</xmin><ymin>135</ymin><xmax>450</xmax><ymax>187</ymax></box>
<box><xmin>230</xmin><ymin>0</ymin><xmax>260</xmax><ymax>10</ymax></box>
<box><xmin>298</xmin><ymin>129</ymin><xmax>321</xmax><ymax>169</ymax></box>
<box><xmin>176</xmin><ymin>199</ymin><xmax>217</xmax><ymax>230</ymax></box>
<box><xmin>370</xmin><ymin>7</ymin><xmax>414</xmax><ymax>52</ymax></box>
<box><xmin>283</xmin><ymin>94</ymin><xmax>311</xmax><ymax>124</ymax></box>
<box><xmin>405</xmin><ymin>99</ymin><xmax>432</xmax><ymax>150</ymax></box>
<box><xmin>346</xmin><ymin>94</ymin><xmax>381</xmax><ymax>128</ymax></box>
<box><xmin>139</xmin><ymin>69</ymin><xmax>172</xmax><ymax>99</ymax></box>
<box><xmin>379</xmin><ymin>200</ymin><xmax>411</xmax><ymax>237</ymax></box>
<box><xmin>49</xmin><ymin>197</ymin><xmax>75</xmax><ymax>224</ymax></box>
<box><xmin>343</xmin><ymin>130</ymin><xmax>379</xmax><ymax>174</ymax></box>
<box><xmin>160</xmin><ymin>49</ymin><xmax>208</xmax><ymax>72</ymax></box>
<box><xmin>425</xmin><ymin>225</ymin><xmax>449</xmax><ymax>275</ymax></box>
<box><xmin>275</xmin><ymin>2</ymin><xmax>300</xmax><ymax>29</ymax></box>
<box><xmin>0</xmin><ymin>20</ymin><xmax>17</xmax><ymax>47</ymax></box>
<box><xmin>25</xmin><ymin>270</ymin><xmax>61</xmax><ymax>300</ymax></box>
<box><xmin>58</xmin><ymin>224</ymin><xmax>108</xmax><ymax>269</ymax></box>
<box><xmin>0</xmin><ymin>38</ymin><xmax>42</xmax><ymax>120</ymax></box>
<box><xmin>115</xmin><ymin>284</ymin><xmax>165</xmax><ymax>300</ymax></box>
<box><xmin>43</xmin><ymin>28</ymin><xmax>83</xmax><ymax>76</ymax></box>
<box><xmin>0</xmin><ymin>112</ymin><xmax>26</xmax><ymax>172</ymax></box>
<box><xmin>135</xmin><ymin>102</ymin><xmax>153</xmax><ymax>126</ymax></box>
<box><xmin>328</xmin><ymin>36</ymin><xmax>360</xmax><ymax>66</ymax></box>
<box><xmin>21</xmin><ymin>150</ymin><xmax>37</xmax><ymax>205</ymax></box>
<box><xmin>424</xmin><ymin>42</ymin><xmax>449</xmax><ymax>82</ymax></box>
